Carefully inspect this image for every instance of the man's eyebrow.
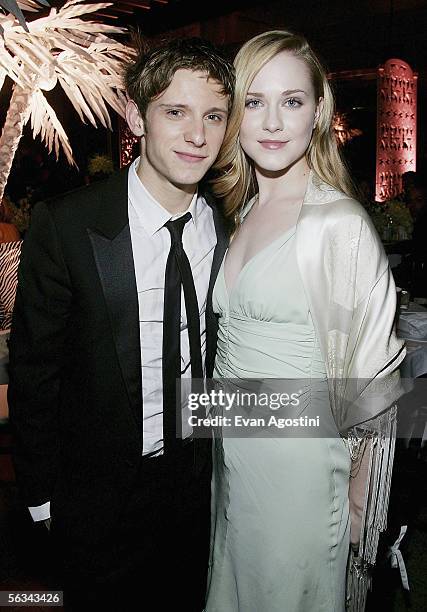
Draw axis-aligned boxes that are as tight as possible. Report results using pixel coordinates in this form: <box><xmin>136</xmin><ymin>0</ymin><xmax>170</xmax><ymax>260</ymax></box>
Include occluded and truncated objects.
<box><xmin>158</xmin><ymin>103</ymin><xmax>188</xmax><ymax>109</ymax></box>
<box><xmin>246</xmin><ymin>89</ymin><xmax>307</xmax><ymax>96</ymax></box>
<box><xmin>158</xmin><ymin>103</ymin><xmax>228</xmax><ymax>114</ymax></box>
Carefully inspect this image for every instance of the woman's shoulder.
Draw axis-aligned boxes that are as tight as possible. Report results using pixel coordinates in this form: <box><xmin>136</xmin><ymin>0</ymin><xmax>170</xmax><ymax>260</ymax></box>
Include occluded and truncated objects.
<box><xmin>305</xmin><ymin>174</ymin><xmax>371</xmax><ymax>224</ymax></box>
<box><xmin>302</xmin><ymin>175</ymin><xmax>385</xmax><ymax>262</ymax></box>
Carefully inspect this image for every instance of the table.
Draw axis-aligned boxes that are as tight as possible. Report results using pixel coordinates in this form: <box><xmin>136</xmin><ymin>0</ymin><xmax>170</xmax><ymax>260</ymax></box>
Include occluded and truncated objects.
<box><xmin>397</xmin><ymin>303</ymin><xmax>427</xmax><ymax>446</ymax></box>
<box><xmin>398</xmin><ymin>303</ymin><xmax>427</xmax><ymax>379</ymax></box>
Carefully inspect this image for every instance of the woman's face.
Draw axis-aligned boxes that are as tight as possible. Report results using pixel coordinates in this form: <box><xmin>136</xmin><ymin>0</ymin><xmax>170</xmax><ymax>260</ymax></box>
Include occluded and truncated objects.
<box><xmin>239</xmin><ymin>51</ymin><xmax>321</xmax><ymax>175</ymax></box>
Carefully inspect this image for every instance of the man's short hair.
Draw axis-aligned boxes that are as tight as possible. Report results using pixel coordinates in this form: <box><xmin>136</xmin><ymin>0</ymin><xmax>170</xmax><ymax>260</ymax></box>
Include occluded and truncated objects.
<box><xmin>124</xmin><ymin>37</ymin><xmax>235</xmax><ymax>118</ymax></box>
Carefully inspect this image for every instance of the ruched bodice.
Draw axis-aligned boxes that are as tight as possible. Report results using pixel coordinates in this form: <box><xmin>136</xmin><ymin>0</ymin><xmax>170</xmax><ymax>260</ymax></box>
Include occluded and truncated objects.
<box><xmin>213</xmin><ymin>227</ymin><xmax>326</xmax><ymax>380</ymax></box>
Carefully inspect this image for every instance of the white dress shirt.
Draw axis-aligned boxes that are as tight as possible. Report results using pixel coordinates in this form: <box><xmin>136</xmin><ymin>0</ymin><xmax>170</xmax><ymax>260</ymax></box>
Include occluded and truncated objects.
<box><xmin>29</xmin><ymin>157</ymin><xmax>216</xmax><ymax>522</ymax></box>
<box><xmin>128</xmin><ymin>157</ymin><xmax>216</xmax><ymax>455</ymax></box>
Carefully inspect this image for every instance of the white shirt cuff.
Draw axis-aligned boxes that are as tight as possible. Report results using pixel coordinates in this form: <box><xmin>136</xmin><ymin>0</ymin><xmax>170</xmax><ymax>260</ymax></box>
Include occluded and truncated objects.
<box><xmin>28</xmin><ymin>501</ymin><xmax>51</xmax><ymax>521</ymax></box>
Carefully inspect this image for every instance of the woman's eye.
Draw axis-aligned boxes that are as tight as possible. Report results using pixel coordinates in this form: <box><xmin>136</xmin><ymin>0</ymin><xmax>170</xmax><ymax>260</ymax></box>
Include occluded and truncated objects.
<box><xmin>285</xmin><ymin>98</ymin><xmax>302</xmax><ymax>108</ymax></box>
<box><xmin>245</xmin><ymin>99</ymin><xmax>262</xmax><ymax>109</ymax></box>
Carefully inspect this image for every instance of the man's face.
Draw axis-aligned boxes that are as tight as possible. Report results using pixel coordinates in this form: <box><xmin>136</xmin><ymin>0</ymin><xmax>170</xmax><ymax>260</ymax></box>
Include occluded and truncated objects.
<box><xmin>132</xmin><ymin>69</ymin><xmax>229</xmax><ymax>199</ymax></box>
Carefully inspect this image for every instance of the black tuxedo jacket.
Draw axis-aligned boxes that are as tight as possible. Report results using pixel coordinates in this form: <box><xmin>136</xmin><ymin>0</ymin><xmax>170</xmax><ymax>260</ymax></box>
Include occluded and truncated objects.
<box><xmin>8</xmin><ymin>169</ymin><xmax>228</xmax><ymax>547</ymax></box>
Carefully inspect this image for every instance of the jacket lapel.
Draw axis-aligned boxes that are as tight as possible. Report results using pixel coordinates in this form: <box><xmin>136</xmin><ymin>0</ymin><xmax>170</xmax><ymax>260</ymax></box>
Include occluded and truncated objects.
<box><xmin>204</xmin><ymin>192</ymin><xmax>229</xmax><ymax>378</ymax></box>
<box><xmin>87</xmin><ymin>170</ymin><xmax>143</xmax><ymax>428</ymax></box>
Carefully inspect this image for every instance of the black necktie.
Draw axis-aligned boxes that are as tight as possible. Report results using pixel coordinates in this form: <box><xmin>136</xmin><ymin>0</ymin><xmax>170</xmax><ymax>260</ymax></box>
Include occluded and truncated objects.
<box><xmin>162</xmin><ymin>212</ymin><xmax>203</xmax><ymax>454</ymax></box>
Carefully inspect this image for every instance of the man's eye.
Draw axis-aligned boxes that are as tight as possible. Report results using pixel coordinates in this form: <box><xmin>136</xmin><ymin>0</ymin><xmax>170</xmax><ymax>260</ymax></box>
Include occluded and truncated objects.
<box><xmin>167</xmin><ymin>109</ymin><xmax>183</xmax><ymax>117</ymax></box>
<box><xmin>206</xmin><ymin>114</ymin><xmax>223</xmax><ymax>122</ymax></box>
<box><xmin>245</xmin><ymin>99</ymin><xmax>262</xmax><ymax>108</ymax></box>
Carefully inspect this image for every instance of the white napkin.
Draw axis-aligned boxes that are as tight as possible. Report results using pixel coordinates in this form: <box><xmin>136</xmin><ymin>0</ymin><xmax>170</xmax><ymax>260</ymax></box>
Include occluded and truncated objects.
<box><xmin>398</xmin><ymin>312</ymin><xmax>427</xmax><ymax>341</ymax></box>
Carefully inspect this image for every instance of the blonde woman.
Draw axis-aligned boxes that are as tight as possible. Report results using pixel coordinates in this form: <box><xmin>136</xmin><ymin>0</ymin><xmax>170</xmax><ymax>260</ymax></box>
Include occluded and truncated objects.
<box><xmin>205</xmin><ymin>31</ymin><xmax>405</xmax><ymax>612</ymax></box>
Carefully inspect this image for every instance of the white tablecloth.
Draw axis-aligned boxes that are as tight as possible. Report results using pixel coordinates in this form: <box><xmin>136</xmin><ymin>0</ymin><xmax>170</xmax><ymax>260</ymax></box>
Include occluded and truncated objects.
<box><xmin>398</xmin><ymin>303</ymin><xmax>427</xmax><ymax>379</ymax></box>
<box><xmin>398</xmin><ymin>305</ymin><xmax>427</xmax><ymax>445</ymax></box>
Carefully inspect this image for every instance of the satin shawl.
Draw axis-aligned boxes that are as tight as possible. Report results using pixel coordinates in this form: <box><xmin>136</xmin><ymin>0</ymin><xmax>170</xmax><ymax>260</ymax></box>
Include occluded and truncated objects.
<box><xmin>295</xmin><ymin>172</ymin><xmax>406</xmax><ymax>433</ymax></box>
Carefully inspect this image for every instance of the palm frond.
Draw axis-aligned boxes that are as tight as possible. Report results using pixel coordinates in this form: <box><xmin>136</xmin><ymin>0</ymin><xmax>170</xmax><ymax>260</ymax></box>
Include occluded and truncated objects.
<box><xmin>4</xmin><ymin>36</ymin><xmax>52</xmax><ymax>78</ymax></box>
<box><xmin>0</xmin><ymin>65</ymin><xmax>5</xmax><ymax>89</ymax></box>
<box><xmin>55</xmin><ymin>2</ymin><xmax>113</xmax><ymax>20</ymax></box>
<box><xmin>28</xmin><ymin>87</ymin><xmax>75</xmax><ymax>164</ymax></box>
<box><xmin>57</xmin><ymin>74</ymin><xmax>96</xmax><ymax>125</ymax></box>
<box><xmin>62</xmin><ymin>0</ymin><xmax>82</xmax><ymax>7</ymax></box>
<box><xmin>17</xmin><ymin>1</ymin><xmax>50</xmax><ymax>11</ymax></box>
<box><xmin>43</xmin><ymin>29</ymin><xmax>96</xmax><ymax>61</ymax></box>
<box><xmin>0</xmin><ymin>38</ymin><xmax>33</xmax><ymax>86</ymax></box>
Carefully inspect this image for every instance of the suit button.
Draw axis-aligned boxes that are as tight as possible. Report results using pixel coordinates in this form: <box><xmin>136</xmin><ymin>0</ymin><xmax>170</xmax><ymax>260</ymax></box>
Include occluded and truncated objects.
<box><xmin>124</xmin><ymin>459</ymin><xmax>135</xmax><ymax>468</ymax></box>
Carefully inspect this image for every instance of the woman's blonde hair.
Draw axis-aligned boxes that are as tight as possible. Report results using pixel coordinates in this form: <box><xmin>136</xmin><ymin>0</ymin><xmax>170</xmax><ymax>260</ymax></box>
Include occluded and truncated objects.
<box><xmin>212</xmin><ymin>30</ymin><xmax>354</xmax><ymax>220</ymax></box>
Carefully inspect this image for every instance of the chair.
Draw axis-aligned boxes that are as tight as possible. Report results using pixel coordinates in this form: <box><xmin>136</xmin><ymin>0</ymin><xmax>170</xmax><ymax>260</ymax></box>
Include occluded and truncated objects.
<box><xmin>0</xmin><ymin>240</ymin><xmax>22</xmax><ymax>422</ymax></box>
<box><xmin>0</xmin><ymin>240</ymin><xmax>22</xmax><ymax>332</ymax></box>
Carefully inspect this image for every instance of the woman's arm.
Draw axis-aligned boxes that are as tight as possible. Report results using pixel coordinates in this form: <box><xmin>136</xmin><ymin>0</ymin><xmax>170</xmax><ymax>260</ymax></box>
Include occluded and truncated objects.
<box><xmin>349</xmin><ymin>437</ymin><xmax>371</xmax><ymax>549</ymax></box>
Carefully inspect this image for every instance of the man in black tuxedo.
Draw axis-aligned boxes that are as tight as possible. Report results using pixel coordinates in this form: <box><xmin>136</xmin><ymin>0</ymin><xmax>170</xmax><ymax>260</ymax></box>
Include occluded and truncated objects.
<box><xmin>8</xmin><ymin>38</ymin><xmax>234</xmax><ymax>611</ymax></box>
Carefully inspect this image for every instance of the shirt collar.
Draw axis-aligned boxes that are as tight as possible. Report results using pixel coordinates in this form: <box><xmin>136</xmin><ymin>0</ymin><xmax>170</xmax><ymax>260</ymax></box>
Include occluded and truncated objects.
<box><xmin>128</xmin><ymin>157</ymin><xmax>200</xmax><ymax>236</ymax></box>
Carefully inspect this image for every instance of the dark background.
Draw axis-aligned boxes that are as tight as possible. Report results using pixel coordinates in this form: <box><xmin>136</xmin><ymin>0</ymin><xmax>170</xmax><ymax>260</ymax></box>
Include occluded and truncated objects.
<box><xmin>1</xmin><ymin>0</ymin><xmax>427</xmax><ymax>203</ymax></box>
<box><xmin>1</xmin><ymin>4</ymin><xmax>426</xmax><ymax>611</ymax></box>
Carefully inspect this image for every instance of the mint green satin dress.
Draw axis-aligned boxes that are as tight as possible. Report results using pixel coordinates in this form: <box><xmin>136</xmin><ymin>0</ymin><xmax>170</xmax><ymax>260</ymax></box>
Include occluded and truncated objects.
<box><xmin>205</xmin><ymin>228</ymin><xmax>351</xmax><ymax>612</ymax></box>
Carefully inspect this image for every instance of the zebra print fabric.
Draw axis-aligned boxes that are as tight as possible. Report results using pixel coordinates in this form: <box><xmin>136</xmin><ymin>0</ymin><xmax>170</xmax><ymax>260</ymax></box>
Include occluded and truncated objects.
<box><xmin>0</xmin><ymin>240</ymin><xmax>22</xmax><ymax>331</ymax></box>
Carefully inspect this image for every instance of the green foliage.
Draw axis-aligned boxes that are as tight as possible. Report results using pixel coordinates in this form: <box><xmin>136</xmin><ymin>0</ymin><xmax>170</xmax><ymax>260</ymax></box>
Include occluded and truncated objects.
<box><xmin>386</xmin><ymin>200</ymin><xmax>413</xmax><ymax>234</ymax></box>
<box><xmin>7</xmin><ymin>196</ymin><xmax>31</xmax><ymax>233</ymax></box>
<box><xmin>88</xmin><ymin>154</ymin><xmax>114</xmax><ymax>177</ymax></box>
<box><xmin>362</xmin><ymin>198</ymin><xmax>413</xmax><ymax>241</ymax></box>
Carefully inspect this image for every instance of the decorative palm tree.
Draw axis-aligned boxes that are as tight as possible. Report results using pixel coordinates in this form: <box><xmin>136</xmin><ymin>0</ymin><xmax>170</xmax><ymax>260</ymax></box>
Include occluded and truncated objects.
<box><xmin>0</xmin><ymin>0</ymin><xmax>133</xmax><ymax>202</ymax></box>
